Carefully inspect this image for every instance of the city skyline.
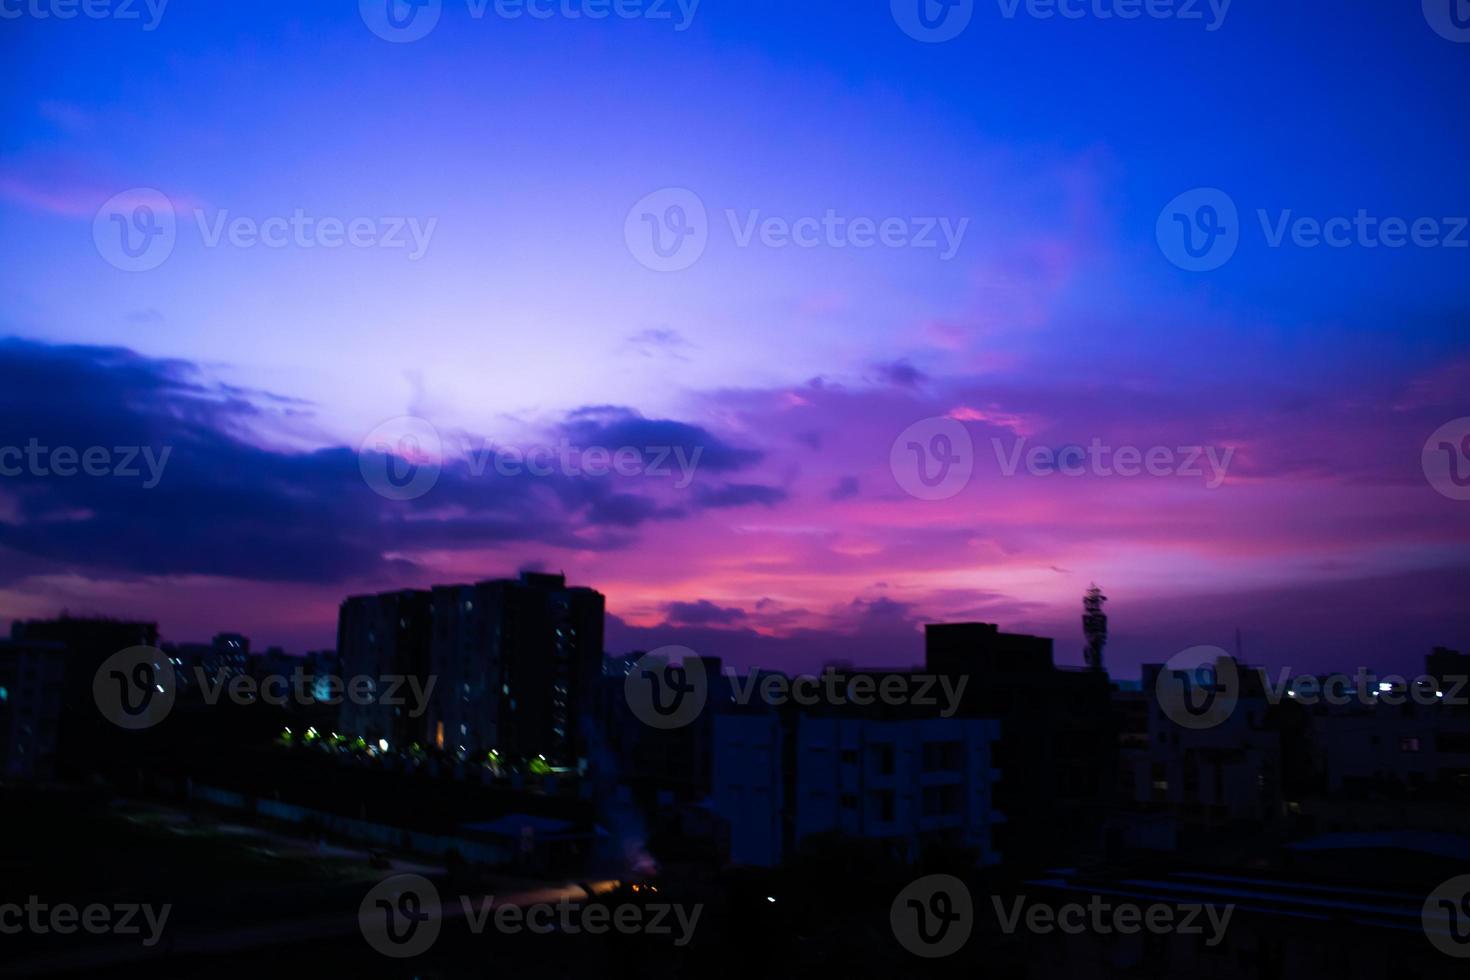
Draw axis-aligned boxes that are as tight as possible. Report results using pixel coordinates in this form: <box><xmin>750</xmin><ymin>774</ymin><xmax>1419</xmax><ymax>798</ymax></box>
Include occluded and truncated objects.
<box><xmin>5</xmin><ymin>4</ymin><xmax>1470</xmax><ymax>975</ymax></box>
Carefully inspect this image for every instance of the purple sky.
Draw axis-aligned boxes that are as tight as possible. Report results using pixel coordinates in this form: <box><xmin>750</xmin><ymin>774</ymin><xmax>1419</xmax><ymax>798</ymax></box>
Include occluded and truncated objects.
<box><xmin>0</xmin><ymin>3</ymin><xmax>1467</xmax><ymax>677</ymax></box>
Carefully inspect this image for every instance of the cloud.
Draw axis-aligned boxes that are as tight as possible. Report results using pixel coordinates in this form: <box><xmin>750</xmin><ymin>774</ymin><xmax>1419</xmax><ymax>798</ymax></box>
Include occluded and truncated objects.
<box><xmin>691</xmin><ymin>482</ymin><xmax>787</xmax><ymax>509</ymax></box>
<box><xmin>623</xmin><ymin>327</ymin><xmax>692</xmax><ymax>361</ymax></box>
<box><xmin>0</xmin><ymin>339</ymin><xmax>764</xmax><ymax>587</ymax></box>
<box><xmin>663</xmin><ymin>599</ymin><xmax>746</xmax><ymax>626</ymax></box>
<box><xmin>875</xmin><ymin>360</ymin><xmax>926</xmax><ymax>389</ymax></box>
<box><xmin>829</xmin><ymin>476</ymin><xmax>860</xmax><ymax>501</ymax></box>
<box><xmin>559</xmin><ymin>405</ymin><xmax>762</xmax><ymax>473</ymax></box>
<box><xmin>0</xmin><ymin>168</ymin><xmax>202</xmax><ymax>219</ymax></box>
<box><xmin>3</xmin><ymin>335</ymin><xmax>1468</xmax><ymax>678</ymax></box>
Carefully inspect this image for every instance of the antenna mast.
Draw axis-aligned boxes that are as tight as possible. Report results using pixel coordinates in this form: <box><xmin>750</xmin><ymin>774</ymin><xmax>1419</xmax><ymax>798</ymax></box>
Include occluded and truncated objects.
<box><xmin>1082</xmin><ymin>583</ymin><xmax>1108</xmax><ymax>671</ymax></box>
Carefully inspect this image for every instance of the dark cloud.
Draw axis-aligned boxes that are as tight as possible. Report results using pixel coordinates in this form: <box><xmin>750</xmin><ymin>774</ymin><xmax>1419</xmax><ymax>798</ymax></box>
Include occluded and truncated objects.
<box><xmin>876</xmin><ymin>360</ymin><xmax>927</xmax><ymax>389</ymax></box>
<box><xmin>0</xmin><ymin>339</ymin><xmax>769</xmax><ymax>587</ymax></box>
<box><xmin>560</xmin><ymin>405</ymin><xmax>762</xmax><ymax>473</ymax></box>
<box><xmin>691</xmin><ymin>482</ymin><xmax>787</xmax><ymax>509</ymax></box>
<box><xmin>664</xmin><ymin>599</ymin><xmax>746</xmax><ymax>626</ymax></box>
<box><xmin>829</xmin><ymin>475</ymin><xmax>860</xmax><ymax>501</ymax></box>
<box><xmin>605</xmin><ymin>604</ymin><xmax>928</xmax><ymax>676</ymax></box>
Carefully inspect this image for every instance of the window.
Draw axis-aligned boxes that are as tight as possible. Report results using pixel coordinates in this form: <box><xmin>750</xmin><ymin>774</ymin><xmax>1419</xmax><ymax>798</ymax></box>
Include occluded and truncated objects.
<box><xmin>1437</xmin><ymin>732</ymin><xmax>1470</xmax><ymax>753</ymax></box>
<box><xmin>921</xmin><ymin>741</ymin><xmax>962</xmax><ymax>773</ymax></box>
<box><xmin>841</xmin><ymin>749</ymin><xmax>858</xmax><ymax>765</ymax></box>
<box><xmin>921</xmin><ymin>785</ymin><xmax>962</xmax><ymax>818</ymax></box>
<box><xmin>1400</xmin><ymin>737</ymin><xmax>1421</xmax><ymax>753</ymax></box>
<box><xmin>875</xmin><ymin>790</ymin><xmax>895</xmax><ymax>822</ymax></box>
<box><xmin>873</xmin><ymin>744</ymin><xmax>895</xmax><ymax>775</ymax></box>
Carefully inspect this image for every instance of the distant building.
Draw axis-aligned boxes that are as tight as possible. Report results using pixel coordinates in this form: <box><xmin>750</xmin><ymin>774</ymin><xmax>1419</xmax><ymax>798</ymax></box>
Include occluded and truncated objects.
<box><xmin>426</xmin><ymin>572</ymin><xmax>605</xmax><ymax>770</ymax></box>
<box><xmin>160</xmin><ymin>641</ymin><xmax>211</xmax><ymax>693</ymax></box>
<box><xmin>1293</xmin><ymin>651</ymin><xmax>1470</xmax><ymax>797</ymax></box>
<box><xmin>304</xmin><ymin>649</ymin><xmax>341</xmax><ymax>703</ymax></box>
<box><xmin>605</xmin><ymin>651</ymin><xmax>737</xmax><ymax>803</ymax></box>
<box><xmin>924</xmin><ymin>622</ymin><xmax>1117</xmax><ymax>867</ymax></box>
<box><xmin>0</xmin><ymin>636</ymin><xmax>65</xmax><ymax>778</ymax></box>
<box><xmin>2</xmin><ymin>616</ymin><xmax>159</xmax><ymax>778</ymax></box>
<box><xmin>1134</xmin><ymin>658</ymin><xmax>1287</xmax><ymax>827</ymax></box>
<box><xmin>248</xmin><ymin>645</ymin><xmax>295</xmax><ymax>682</ymax></box>
<box><xmin>336</xmin><ymin>590</ymin><xmax>433</xmax><ymax>750</ymax></box>
<box><xmin>209</xmin><ymin>632</ymin><xmax>250</xmax><ymax>677</ymax></box>
<box><xmin>1118</xmin><ymin>648</ymin><xmax>1470</xmax><ymax>850</ymax></box>
<box><xmin>713</xmin><ymin>707</ymin><xmax>1003</xmax><ymax>867</ymax></box>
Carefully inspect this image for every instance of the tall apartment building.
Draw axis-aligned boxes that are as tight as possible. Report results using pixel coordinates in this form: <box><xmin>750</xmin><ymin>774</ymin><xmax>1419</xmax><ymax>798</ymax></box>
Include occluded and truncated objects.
<box><xmin>2</xmin><ymin>616</ymin><xmax>159</xmax><ymax>778</ymax></box>
<box><xmin>336</xmin><ymin>589</ymin><xmax>433</xmax><ymax>749</ymax></box>
<box><xmin>427</xmin><ymin>572</ymin><xmax>605</xmax><ymax>770</ymax></box>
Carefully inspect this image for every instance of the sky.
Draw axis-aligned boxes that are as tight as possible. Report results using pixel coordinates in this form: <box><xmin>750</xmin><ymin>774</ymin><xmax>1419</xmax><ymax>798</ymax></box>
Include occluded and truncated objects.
<box><xmin>1</xmin><ymin>1</ymin><xmax>1468</xmax><ymax>678</ymax></box>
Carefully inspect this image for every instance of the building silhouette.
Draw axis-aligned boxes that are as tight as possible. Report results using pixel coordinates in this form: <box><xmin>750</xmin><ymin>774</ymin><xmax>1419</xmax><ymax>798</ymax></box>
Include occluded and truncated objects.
<box><xmin>426</xmin><ymin>571</ymin><xmax>605</xmax><ymax>770</ymax></box>
<box><xmin>924</xmin><ymin>622</ymin><xmax>1117</xmax><ymax>866</ymax></box>
<box><xmin>1</xmin><ymin>616</ymin><xmax>158</xmax><ymax>778</ymax></box>
<box><xmin>336</xmin><ymin>589</ymin><xmax>433</xmax><ymax>750</ymax></box>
